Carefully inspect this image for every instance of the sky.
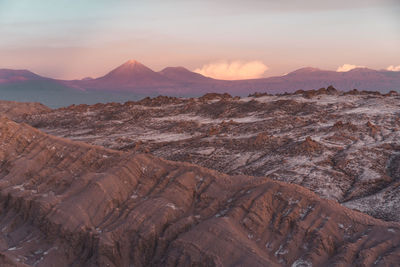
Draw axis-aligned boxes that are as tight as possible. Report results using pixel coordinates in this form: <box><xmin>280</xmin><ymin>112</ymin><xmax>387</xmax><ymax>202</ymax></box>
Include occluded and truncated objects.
<box><xmin>0</xmin><ymin>0</ymin><xmax>399</xmax><ymax>80</ymax></box>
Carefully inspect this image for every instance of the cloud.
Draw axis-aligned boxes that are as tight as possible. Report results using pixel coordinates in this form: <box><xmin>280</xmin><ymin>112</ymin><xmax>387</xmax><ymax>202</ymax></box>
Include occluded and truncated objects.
<box><xmin>336</xmin><ymin>64</ymin><xmax>365</xmax><ymax>72</ymax></box>
<box><xmin>387</xmin><ymin>65</ymin><xmax>400</xmax><ymax>71</ymax></box>
<box><xmin>194</xmin><ymin>60</ymin><xmax>268</xmax><ymax>80</ymax></box>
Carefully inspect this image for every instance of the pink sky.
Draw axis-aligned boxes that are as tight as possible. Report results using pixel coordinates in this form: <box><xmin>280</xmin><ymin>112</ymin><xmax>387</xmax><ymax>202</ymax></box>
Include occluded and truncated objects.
<box><xmin>0</xmin><ymin>0</ymin><xmax>399</xmax><ymax>79</ymax></box>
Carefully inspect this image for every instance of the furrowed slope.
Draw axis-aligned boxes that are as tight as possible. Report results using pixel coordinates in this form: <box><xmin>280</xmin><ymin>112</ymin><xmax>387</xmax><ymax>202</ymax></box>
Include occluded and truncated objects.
<box><xmin>0</xmin><ymin>117</ymin><xmax>400</xmax><ymax>266</ymax></box>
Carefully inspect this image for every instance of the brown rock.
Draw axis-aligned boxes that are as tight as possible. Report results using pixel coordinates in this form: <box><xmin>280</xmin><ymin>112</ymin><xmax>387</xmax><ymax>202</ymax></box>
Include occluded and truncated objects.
<box><xmin>366</xmin><ymin>121</ymin><xmax>379</xmax><ymax>136</ymax></box>
<box><xmin>199</xmin><ymin>93</ymin><xmax>232</xmax><ymax>101</ymax></box>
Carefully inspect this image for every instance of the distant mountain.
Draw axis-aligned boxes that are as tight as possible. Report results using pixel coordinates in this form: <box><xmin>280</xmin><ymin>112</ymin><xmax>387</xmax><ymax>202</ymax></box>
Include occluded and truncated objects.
<box><xmin>73</xmin><ymin>60</ymin><xmax>174</xmax><ymax>91</ymax></box>
<box><xmin>1</xmin><ymin>60</ymin><xmax>400</xmax><ymax>107</ymax></box>
<box><xmin>71</xmin><ymin>61</ymin><xmax>399</xmax><ymax>95</ymax></box>
<box><xmin>67</xmin><ymin>60</ymin><xmax>223</xmax><ymax>95</ymax></box>
<box><xmin>228</xmin><ymin>67</ymin><xmax>400</xmax><ymax>94</ymax></box>
<box><xmin>159</xmin><ymin>66</ymin><xmax>214</xmax><ymax>83</ymax></box>
<box><xmin>0</xmin><ymin>67</ymin><xmax>143</xmax><ymax>108</ymax></box>
<box><xmin>287</xmin><ymin>67</ymin><xmax>322</xmax><ymax>75</ymax></box>
<box><xmin>0</xmin><ymin>69</ymin><xmax>46</xmax><ymax>84</ymax></box>
<box><xmin>0</xmin><ymin>69</ymin><xmax>88</xmax><ymax>108</ymax></box>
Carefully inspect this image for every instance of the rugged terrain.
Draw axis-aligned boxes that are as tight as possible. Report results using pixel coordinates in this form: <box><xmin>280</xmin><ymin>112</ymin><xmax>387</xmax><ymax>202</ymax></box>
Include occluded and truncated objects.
<box><xmin>0</xmin><ymin>116</ymin><xmax>400</xmax><ymax>266</ymax></box>
<box><xmin>12</xmin><ymin>87</ymin><xmax>400</xmax><ymax>223</ymax></box>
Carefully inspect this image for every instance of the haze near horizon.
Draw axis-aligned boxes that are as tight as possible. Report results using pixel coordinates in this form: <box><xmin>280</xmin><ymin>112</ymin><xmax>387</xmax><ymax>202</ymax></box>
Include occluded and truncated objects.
<box><xmin>0</xmin><ymin>0</ymin><xmax>399</xmax><ymax>80</ymax></box>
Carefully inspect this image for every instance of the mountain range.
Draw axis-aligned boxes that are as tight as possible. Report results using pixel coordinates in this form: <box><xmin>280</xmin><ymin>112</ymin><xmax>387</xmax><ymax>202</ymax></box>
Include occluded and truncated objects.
<box><xmin>1</xmin><ymin>59</ymin><xmax>400</xmax><ymax>107</ymax></box>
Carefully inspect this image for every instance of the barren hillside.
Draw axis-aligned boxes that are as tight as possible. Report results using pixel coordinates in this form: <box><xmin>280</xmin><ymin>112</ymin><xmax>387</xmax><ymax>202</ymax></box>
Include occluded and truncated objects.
<box><xmin>0</xmin><ymin>116</ymin><xmax>399</xmax><ymax>266</ymax></box>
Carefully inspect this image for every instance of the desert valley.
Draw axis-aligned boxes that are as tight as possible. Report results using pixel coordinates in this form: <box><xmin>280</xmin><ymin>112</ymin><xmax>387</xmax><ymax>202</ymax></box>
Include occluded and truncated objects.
<box><xmin>1</xmin><ymin>0</ymin><xmax>400</xmax><ymax>266</ymax></box>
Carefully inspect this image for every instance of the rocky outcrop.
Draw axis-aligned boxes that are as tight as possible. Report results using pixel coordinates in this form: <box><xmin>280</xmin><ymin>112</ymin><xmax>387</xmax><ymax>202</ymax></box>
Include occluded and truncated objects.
<box><xmin>0</xmin><ymin>100</ymin><xmax>50</xmax><ymax>122</ymax></box>
<box><xmin>199</xmin><ymin>93</ymin><xmax>235</xmax><ymax>101</ymax></box>
<box><xmin>331</xmin><ymin>120</ymin><xmax>358</xmax><ymax>132</ymax></box>
<box><xmin>137</xmin><ymin>95</ymin><xmax>184</xmax><ymax>106</ymax></box>
<box><xmin>299</xmin><ymin>85</ymin><xmax>339</xmax><ymax>98</ymax></box>
<box><xmin>288</xmin><ymin>136</ymin><xmax>323</xmax><ymax>155</ymax></box>
<box><xmin>1</xmin><ymin>117</ymin><xmax>400</xmax><ymax>266</ymax></box>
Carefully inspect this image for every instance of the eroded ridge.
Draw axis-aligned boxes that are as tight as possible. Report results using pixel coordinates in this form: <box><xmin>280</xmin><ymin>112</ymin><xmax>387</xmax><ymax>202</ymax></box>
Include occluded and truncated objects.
<box><xmin>0</xmin><ymin>117</ymin><xmax>399</xmax><ymax>266</ymax></box>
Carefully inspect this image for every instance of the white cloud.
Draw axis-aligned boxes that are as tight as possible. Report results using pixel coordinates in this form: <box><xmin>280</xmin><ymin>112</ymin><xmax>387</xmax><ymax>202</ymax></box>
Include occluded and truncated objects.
<box><xmin>194</xmin><ymin>60</ymin><xmax>268</xmax><ymax>80</ymax></box>
<box><xmin>336</xmin><ymin>64</ymin><xmax>365</xmax><ymax>72</ymax></box>
<box><xmin>387</xmin><ymin>65</ymin><xmax>400</xmax><ymax>71</ymax></box>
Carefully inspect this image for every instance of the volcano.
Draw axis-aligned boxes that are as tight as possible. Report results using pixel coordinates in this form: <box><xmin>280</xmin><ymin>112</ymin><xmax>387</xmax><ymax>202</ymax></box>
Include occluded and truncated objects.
<box><xmin>78</xmin><ymin>60</ymin><xmax>174</xmax><ymax>91</ymax></box>
<box><xmin>159</xmin><ymin>66</ymin><xmax>214</xmax><ymax>83</ymax></box>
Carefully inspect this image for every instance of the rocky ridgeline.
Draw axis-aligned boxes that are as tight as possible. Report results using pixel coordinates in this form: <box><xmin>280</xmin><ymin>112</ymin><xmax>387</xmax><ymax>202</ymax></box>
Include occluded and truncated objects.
<box><xmin>0</xmin><ymin>117</ymin><xmax>400</xmax><ymax>266</ymax></box>
<box><xmin>249</xmin><ymin>86</ymin><xmax>399</xmax><ymax>98</ymax></box>
<box><xmin>0</xmin><ymin>100</ymin><xmax>50</xmax><ymax>122</ymax></box>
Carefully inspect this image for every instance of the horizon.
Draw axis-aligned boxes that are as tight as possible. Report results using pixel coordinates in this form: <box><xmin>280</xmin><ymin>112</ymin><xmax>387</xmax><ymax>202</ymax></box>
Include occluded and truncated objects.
<box><xmin>1</xmin><ymin>0</ymin><xmax>399</xmax><ymax>80</ymax></box>
<box><xmin>2</xmin><ymin>58</ymin><xmax>399</xmax><ymax>82</ymax></box>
